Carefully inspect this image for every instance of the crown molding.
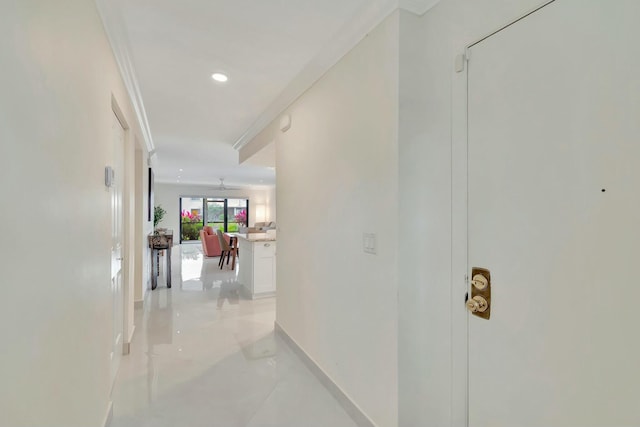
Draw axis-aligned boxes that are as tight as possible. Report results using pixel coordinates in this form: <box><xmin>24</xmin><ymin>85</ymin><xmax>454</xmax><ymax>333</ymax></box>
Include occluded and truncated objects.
<box><xmin>232</xmin><ymin>0</ymin><xmax>401</xmax><ymax>151</ymax></box>
<box><xmin>232</xmin><ymin>0</ymin><xmax>441</xmax><ymax>152</ymax></box>
<box><xmin>95</xmin><ymin>0</ymin><xmax>155</xmax><ymax>154</ymax></box>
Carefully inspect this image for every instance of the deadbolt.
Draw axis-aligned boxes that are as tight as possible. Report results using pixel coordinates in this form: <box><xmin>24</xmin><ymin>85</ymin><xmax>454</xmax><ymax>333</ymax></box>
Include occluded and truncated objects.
<box><xmin>466</xmin><ymin>296</ymin><xmax>488</xmax><ymax>313</ymax></box>
<box><xmin>468</xmin><ymin>267</ymin><xmax>491</xmax><ymax>319</ymax></box>
<box><xmin>471</xmin><ymin>274</ymin><xmax>488</xmax><ymax>290</ymax></box>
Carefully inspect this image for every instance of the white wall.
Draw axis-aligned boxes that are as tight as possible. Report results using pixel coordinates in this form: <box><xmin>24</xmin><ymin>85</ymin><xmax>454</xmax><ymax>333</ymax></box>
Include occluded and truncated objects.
<box><xmin>265</xmin><ymin>185</ymin><xmax>276</xmax><ymax>223</ymax></box>
<box><xmin>397</xmin><ymin>1</ymin><xmax>550</xmax><ymax>426</ymax></box>
<box><xmin>0</xmin><ymin>1</ymin><xmax>147</xmax><ymax>425</ymax></box>
<box><xmin>154</xmin><ymin>183</ymin><xmax>276</xmax><ymax>239</ymax></box>
<box><xmin>275</xmin><ymin>13</ymin><xmax>399</xmax><ymax>427</ymax></box>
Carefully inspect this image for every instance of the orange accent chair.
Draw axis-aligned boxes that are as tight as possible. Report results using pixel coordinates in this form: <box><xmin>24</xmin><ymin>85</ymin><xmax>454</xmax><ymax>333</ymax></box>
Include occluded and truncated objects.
<box><xmin>199</xmin><ymin>226</ymin><xmax>230</xmax><ymax>257</ymax></box>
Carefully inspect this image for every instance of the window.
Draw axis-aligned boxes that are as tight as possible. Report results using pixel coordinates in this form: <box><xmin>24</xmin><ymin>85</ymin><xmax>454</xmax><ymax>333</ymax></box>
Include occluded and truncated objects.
<box><xmin>180</xmin><ymin>197</ymin><xmax>249</xmax><ymax>243</ymax></box>
<box><xmin>180</xmin><ymin>198</ymin><xmax>204</xmax><ymax>242</ymax></box>
<box><xmin>226</xmin><ymin>198</ymin><xmax>248</xmax><ymax>232</ymax></box>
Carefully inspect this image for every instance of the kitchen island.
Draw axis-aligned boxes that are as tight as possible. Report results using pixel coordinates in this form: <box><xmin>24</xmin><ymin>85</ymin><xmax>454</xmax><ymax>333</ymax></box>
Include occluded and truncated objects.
<box><xmin>233</xmin><ymin>232</ymin><xmax>276</xmax><ymax>299</ymax></box>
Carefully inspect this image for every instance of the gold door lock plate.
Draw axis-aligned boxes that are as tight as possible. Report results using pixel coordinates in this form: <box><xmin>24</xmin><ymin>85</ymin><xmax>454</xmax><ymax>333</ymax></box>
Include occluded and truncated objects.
<box><xmin>468</xmin><ymin>267</ymin><xmax>491</xmax><ymax>319</ymax></box>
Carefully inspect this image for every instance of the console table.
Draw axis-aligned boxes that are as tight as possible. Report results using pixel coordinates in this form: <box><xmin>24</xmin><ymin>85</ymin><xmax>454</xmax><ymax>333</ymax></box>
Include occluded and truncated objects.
<box><xmin>148</xmin><ymin>230</ymin><xmax>173</xmax><ymax>290</ymax></box>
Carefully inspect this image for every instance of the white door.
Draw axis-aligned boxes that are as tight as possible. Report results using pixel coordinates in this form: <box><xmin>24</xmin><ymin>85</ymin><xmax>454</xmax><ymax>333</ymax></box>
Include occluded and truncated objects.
<box><xmin>467</xmin><ymin>1</ymin><xmax>640</xmax><ymax>426</ymax></box>
<box><xmin>110</xmin><ymin>112</ymin><xmax>125</xmax><ymax>386</ymax></box>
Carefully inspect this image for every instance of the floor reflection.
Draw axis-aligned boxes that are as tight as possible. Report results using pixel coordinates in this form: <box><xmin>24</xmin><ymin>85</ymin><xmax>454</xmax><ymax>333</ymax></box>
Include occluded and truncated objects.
<box><xmin>178</xmin><ymin>244</ymin><xmax>240</xmax><ymax>292</ymax></box>
<box><xmin>218</xmin><ymin>280</ymin><xmax>240</xmax><ymax>308</ymax></box>
<box><xmin>145</xmin><ymin>290</ymin><xmax>173</xmax><ymax>404</ymax></box>
<box><xmin>110</xmin><ymin>244</ymin><xmax>357</xmax><ymax>427</ymax></box>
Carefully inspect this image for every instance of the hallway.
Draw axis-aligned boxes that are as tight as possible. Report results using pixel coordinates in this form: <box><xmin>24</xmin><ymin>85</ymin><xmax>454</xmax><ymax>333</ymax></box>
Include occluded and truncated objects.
<box><xmin>110</xmin><ymin>245</ymin><xmax>357</xmax><ymax>427</ymax></box>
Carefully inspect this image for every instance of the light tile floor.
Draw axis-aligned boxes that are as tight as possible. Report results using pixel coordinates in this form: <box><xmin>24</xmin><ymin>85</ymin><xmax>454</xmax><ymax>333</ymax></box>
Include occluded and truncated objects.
<box><xmin>110</xmin><ymin>244</ymin><xmax>357</xmax><ymax>427</ymax></box>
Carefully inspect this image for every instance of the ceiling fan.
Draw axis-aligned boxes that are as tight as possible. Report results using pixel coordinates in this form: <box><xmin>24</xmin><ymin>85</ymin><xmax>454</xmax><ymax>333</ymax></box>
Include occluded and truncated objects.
<box><xmin>214</xmin><ymin>177</ymin><xmax>242</xmax><ymax>191</ymax></box>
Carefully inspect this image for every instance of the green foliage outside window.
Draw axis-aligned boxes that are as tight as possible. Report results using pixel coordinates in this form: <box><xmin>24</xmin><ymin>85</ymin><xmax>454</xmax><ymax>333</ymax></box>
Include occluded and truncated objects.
<box><xmin>181</xmin><ymin>210</ymin><xmax>202</xmax><ymax>241</ymax></box>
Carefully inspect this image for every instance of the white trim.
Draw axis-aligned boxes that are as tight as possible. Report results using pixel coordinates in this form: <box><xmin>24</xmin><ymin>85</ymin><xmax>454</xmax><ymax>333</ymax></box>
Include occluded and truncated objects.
<box><xmin>111</xmin><ymin>95</ymin><xmax>129</xmax><ymax>130</ymax></box>
<box><xmin>111</xmin><ymin>94</ymin><xmax>136</xmax><ymax>365</ymax></box>
<box><xmin>95</xmin><ymin>0</ymin><xmax>155</xmax><ymax>154</ymax></box>
<box><xmin>233</xmin><ymin>0</ymin><xmax>401</xmax><ymax>151</ymax></box>
<box><xmin>274</xmin><ymin>322</ymin><xmax>377</xmax><ymax>427</ymax></box>
<box><xmin>450</xmin><ymin>47</ymin><xmax>469</xmax><ymax>427</ymax></box>
<box><xmin>134</xmin><ymin>276</ymin><xmax>152</xmax><ymax>309</ymax></box>
<box><xmin>234</xmin><ymin>0</ymin><xmax>442</xmax><ymax>153</ymax></box>
<box><xmin>102</xmin><ymin>400</ymin><xmax>113</xmax><ymax>427</ymax></box>
<box><xmin>123</xmin><ymin>325</ymin><xmax>135</xmax><ymax>355</ymax></box>
<box><xmin>96</xmin><ymin>0</ymin><xmax>442</xmax><ymax>158</ymax></box>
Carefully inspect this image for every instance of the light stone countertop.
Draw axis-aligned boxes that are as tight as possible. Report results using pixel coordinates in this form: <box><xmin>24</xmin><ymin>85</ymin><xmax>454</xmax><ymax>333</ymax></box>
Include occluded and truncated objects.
<box><xmin>230</xmin><ymin>232</ymin><xmax>276</xmax><ymax>242</ymax></box>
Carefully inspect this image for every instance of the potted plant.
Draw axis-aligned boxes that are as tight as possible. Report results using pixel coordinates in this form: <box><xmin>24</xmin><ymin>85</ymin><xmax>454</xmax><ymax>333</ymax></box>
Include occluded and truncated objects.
<box><xmin>154</xmin><ymin>205</ymin><xmax>167</xmax><ymax>232</ymax></box>
<box><xmin>235</xmin><ymin>209</ymin><xmax>248</xmax><ymax>233</ymax></box>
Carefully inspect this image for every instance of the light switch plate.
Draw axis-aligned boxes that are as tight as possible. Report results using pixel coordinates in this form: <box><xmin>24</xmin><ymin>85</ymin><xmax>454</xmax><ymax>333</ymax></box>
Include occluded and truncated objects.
<box><xmin>105</xmin><ymin>166</ymin><xmax>114</xmax><ymax>188</ymax></box>
<box><xmin>363</xmin><ymin>233</ymin><xmax>377</xmax><ymax>255</ymax></box>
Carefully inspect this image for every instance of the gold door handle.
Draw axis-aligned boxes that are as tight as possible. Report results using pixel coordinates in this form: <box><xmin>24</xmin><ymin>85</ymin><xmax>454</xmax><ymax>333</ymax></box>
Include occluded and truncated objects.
<box><xmin>466</xmin><ymin>296</ymin><xmax>489</xmax><ymax>313</ymax></box>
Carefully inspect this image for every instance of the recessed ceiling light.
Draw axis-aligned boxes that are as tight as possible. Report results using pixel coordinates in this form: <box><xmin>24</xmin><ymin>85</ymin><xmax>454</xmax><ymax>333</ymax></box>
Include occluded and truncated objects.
<box><xmin>179</xmin><ymin>168</ymin><xmax>183</xmax><ymax>172</ymax></box>
<box><xmin>211</xmin><ymin>73</ymin><xmax>228</xmax><ymax>82</ymax></box>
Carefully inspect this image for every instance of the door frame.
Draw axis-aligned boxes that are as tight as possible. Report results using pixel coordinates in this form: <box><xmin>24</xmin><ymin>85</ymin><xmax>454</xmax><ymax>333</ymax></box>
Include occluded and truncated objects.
<box><xmin>450</xmin><ymin>2</ymin><xmax>558</xmax><ymax>426</ymax></box>
<box><xmin>111</xmin><ymin>95</ymin><xmax>135</xmax><ymax>364</ymax></box>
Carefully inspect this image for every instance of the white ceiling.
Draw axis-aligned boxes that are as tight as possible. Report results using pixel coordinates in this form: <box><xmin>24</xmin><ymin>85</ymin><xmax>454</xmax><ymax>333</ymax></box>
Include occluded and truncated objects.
<box><xmin>102</xmin><ymin>0</ymin><xmax>440</xmax><ymax>187</ymax></box>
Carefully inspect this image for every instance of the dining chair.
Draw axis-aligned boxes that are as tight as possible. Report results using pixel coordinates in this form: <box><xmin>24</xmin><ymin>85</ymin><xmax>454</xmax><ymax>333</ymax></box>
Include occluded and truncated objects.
<box><xmin>216</xmin><ymin>229</ymin><xmax>238</xmax><ymax>270</ymax></box>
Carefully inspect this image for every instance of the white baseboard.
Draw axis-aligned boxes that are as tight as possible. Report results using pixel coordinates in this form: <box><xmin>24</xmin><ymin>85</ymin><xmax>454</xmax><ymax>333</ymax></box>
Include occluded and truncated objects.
<box><xmin>135</xmin><ymin>283</ymin><xmax>151</xmax><ymax>309</ymax></box>
<box><xmin>102</xmin><ymin>400</ymin><xmax>113</xmax><ymax>427</ymax></box>
<box><xmin>274</xmin><ymin>322</ymin><xmax>376</xmax><ymax>427</ymax></box>
<box><xmin>123</xmin><ymin>325</ymin><xmax>135</xmax><ymax>355</ymax></box>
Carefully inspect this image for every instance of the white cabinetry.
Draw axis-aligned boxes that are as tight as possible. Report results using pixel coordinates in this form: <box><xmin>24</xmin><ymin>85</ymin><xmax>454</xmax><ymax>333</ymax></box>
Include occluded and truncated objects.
<box><xmin>237</xmin><ymin>237</ymin><xmax>276</xmax><ymax>299</ymax></box>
